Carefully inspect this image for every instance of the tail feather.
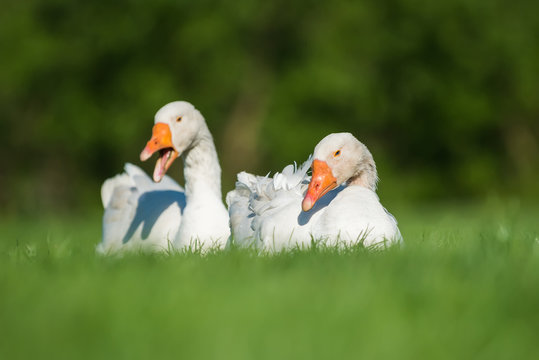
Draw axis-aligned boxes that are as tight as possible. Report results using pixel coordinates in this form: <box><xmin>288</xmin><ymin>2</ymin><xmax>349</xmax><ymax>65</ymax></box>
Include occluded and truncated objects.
<box><xmin>101</xmin><ymin>172</ymin><xmax>134</xmax><ymax>208</ymax></box>
<box><xmin>124</xmin><ymin>163</ymin><xmax>183</xmax><ymax>194</ymax></box>
<box><xmin>227</xmin><ymin>155</ymin><xmax>313</xmax><ymax>247</ymax></box>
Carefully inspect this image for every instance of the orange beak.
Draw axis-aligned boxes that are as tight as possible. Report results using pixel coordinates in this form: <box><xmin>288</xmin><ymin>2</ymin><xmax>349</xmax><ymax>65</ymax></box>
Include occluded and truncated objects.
<box><xmin>140</xmin><ymin>122</ymin><xmax>179</xmax><ymax>182</ymax></box>
<box><xmin>302</xmin><ymin>159</ymin><xmax>337</xmax><ymax>212</ymax></box>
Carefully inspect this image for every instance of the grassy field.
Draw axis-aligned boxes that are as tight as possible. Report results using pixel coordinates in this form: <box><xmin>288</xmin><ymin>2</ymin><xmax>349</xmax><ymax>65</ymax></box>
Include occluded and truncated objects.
<box><xmin>1</xmin><ymin>199</ymin><xmax>538</xmax><ymax>359</ymax></box>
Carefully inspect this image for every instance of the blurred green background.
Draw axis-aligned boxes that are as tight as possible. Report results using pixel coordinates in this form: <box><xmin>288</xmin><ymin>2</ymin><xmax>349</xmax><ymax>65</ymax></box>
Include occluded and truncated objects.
<box><xmin>1</xmin><ymin>0</ymin><xmax>538</xmax><ymax>216</ymax></box>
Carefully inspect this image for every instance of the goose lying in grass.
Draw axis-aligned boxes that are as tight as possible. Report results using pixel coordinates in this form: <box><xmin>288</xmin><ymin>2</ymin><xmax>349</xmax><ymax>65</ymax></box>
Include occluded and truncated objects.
<box><xmin>99</xmin><ymin>101</ymin><xmax>230</xmax><ymax>253</ymax></box>
<box><xmin>227</xmin><ymin>132</ymin><xmax>401</xmax><ymax>251</ymax></box>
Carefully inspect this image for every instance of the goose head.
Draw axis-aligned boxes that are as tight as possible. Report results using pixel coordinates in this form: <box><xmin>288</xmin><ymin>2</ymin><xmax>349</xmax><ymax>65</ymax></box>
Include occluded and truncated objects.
<box><xmin>140</xmin><ymin>101</ymin><xmax>206</xmax><ymax>182</ymax></box>
<box><xmin>302</xmin><ymin>132</ymin><xmax>378</xmax><ymax>212</ymax></box>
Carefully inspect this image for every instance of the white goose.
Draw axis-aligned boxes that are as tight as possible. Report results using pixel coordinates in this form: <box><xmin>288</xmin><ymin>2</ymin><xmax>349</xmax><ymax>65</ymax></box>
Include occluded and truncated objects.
<box><xmin>99</xmin><ymin>101</ymin><xmax>230</xmax><ymax>253</ymax></box>
<box><xmin>227</xmin><ymin>132</ymin><xmax>401</xmax><ymax>251</ymax></box>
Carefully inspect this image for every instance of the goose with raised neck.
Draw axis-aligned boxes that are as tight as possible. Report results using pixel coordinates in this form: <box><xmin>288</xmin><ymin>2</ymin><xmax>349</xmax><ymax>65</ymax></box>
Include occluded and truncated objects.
<box><xmin>99</xmin><ymin>101</ymin><xmax>229</xmax><ymax>253</ymax></box>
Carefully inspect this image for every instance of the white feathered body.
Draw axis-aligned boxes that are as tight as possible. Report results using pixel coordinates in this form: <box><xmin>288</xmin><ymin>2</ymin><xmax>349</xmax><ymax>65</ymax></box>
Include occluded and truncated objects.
<box><xmin>99</xmin><ymin>164</ymin><xmax>230</xmax><ymax>254</ymax></box>
<box><xmin>227</xmin><ymin>158</ymin><xmax>401</xmax><ymax>251</ymax></box>
<box><xmin>310</xmin><ymin>186</ymin><xmax>401</xmax><ymax>247</ymax></box>
<box><xmin>99</xmin><ymin>163</ymin><xmax>184</xmax><ymax>253</ymax></box>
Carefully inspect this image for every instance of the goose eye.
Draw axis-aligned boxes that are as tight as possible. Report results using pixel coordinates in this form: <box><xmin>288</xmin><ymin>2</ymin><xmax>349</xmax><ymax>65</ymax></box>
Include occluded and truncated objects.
<box><xmin>176</xmin><ymin>116</ymin><xmax>182</xmax><ymax>122</ymax></box>
<box><xmin>334</xmin><ymin>150</ymin><xmax>341</xmax><ymax>157</ymax></box>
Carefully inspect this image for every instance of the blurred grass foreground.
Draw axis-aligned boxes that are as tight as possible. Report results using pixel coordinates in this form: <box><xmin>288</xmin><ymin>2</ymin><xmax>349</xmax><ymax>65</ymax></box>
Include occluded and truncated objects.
<box><xmin>0</xmin><ymin>0</ymin><xmax>539</xmax><ymax>359</ymax></box>
<box><xmin>1</xmin><ymin>202</ymin><xmax>539</xmax><ymax>359</ymax></box>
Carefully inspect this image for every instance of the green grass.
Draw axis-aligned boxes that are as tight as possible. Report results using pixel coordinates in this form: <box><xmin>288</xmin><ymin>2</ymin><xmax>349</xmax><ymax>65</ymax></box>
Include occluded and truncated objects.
<box><xmin>1</xmin><ymin>200</ymin><xmax>538</xmax><ymax>359</ymax></box>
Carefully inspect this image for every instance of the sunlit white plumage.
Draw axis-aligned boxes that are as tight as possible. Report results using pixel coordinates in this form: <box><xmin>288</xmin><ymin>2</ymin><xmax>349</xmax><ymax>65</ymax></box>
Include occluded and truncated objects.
<box><xmin>227</xmin><ymin>158</ymin><xmax>313</xmax><ymax>250</ymax></box>
<box><xmin>227</xmin><ymin>133</ymin><xmax>401</xmax><ymax>251</ymax></box>
<box><xmin>99</xmin><ymin>101</ymin><xmax>230</xmax><ymax>254</ymax></box>
<box><xmin>99</xmin><ymin>163</ymin><xmax>185</xmax><ymax>253</ymax></box>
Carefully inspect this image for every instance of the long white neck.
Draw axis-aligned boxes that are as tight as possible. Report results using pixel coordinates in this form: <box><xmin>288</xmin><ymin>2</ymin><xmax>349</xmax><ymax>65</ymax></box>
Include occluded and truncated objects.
<box><xmin>182</xmin><ymin>124</ymin><xmax>223</xmax><ymax>201</ymax></box>
<box><xmin>175</xmin><ymin>123</ymin><xmax>230</xmax><ymax>251</ymax></box>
